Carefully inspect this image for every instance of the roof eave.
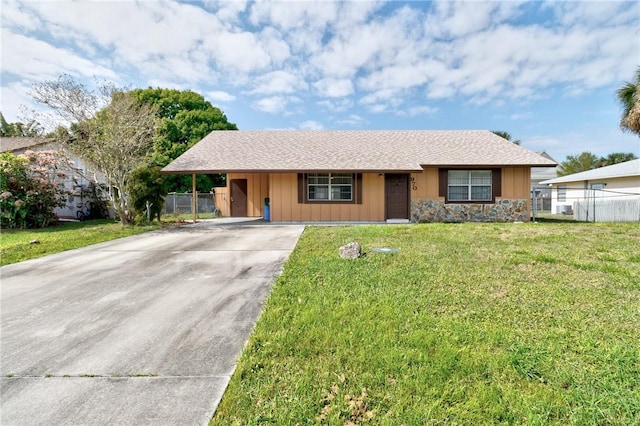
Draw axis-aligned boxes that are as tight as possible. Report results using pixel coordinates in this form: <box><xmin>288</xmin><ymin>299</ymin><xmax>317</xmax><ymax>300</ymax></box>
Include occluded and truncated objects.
<box><xmin>161</xmin><ymin>167</ymin><xmax>424</xmax><ymax>174</ymax></box>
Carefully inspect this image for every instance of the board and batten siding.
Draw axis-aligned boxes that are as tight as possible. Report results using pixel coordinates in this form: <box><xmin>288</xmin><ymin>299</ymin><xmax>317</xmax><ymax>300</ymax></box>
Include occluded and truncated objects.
<box><xmin>410</xmin><ymin>167</ymin><xmax>439</xmax><ymax>199</ymax></box>
<box><xmin>216</xmin><ymin>167</ymin><xmax>532</xmax><ymax>221</ymax></box>
<box><xmin>500</xmin><ymin>167</ymin><xmax>531</xmax><ymax>200</ymax></box>
<box><xmin>215</xmin><ymin>173</ymin><xmax>269</xmax><ymax>217</ymax></box>
<box><xmin>269</xmin><ymin>172</ymin><xmax>385</xmax><ymax>222</ymax></box>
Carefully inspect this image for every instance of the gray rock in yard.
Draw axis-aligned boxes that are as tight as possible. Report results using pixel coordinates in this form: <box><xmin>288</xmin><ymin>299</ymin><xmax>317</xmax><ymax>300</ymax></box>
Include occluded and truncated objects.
<box><xmin>339</xmin><ymin>242</ymin><xmax>362</xmax><ymax>259</ymax></box>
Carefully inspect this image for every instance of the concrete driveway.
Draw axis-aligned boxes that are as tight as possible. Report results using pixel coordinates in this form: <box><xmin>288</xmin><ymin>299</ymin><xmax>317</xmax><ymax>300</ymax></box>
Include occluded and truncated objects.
<box><xmin>1</xmin><ymin>222</ymin><xmax>304</xmax><ymax>425</ymax></box>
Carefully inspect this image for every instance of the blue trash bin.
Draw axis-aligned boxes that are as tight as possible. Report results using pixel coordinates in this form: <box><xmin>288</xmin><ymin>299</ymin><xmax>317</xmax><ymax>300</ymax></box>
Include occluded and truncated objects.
<box><xmin>264</xmin><ymin>197</ymin><xmax>270</xmax><ymax>221</ymax></box>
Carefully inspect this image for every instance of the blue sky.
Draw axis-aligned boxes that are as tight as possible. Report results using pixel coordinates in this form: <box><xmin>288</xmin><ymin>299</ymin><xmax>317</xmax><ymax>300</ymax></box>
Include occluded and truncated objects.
<box><xmin>1</xmin><ymin>0</ymin><xmax>639</xmax><ymax>162</ymax></box>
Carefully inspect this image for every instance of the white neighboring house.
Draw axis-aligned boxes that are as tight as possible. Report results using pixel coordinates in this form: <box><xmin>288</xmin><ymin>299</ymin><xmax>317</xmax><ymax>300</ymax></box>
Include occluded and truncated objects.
<box><xmin>0</xmin><ymin>137</ymin><xmax>106</xmax><ymax>219</ymax></box>
<box><xmin>540</xmin><ymin>159</ymin><xmax>640</xmax><ymax>221</ymax></box>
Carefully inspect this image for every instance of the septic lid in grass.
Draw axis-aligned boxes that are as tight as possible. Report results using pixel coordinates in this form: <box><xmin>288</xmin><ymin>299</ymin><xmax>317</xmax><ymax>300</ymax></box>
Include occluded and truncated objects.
<box><xmin>371</xmin><ymin>247</ymin><xmax>400</xmax><ymax>253</ymax></box>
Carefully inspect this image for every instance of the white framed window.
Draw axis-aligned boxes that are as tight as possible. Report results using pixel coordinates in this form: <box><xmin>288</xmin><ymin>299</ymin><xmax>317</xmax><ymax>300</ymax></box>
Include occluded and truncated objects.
<box><xmin>307</xmin><ymin>173</ymin><xmax>353</xmax><ymax>201</ymax></box>
<box><xmin>447</xmin><ymin>170</ymin><xmax>492</xmax><ymax>202</ymax></box>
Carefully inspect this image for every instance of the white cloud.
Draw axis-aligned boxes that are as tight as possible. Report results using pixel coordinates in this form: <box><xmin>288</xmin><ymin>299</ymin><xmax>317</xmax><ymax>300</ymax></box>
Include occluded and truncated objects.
<box><xmin>317</xmin><ymin>98</ymin><xmax>353</xmax><ymax>113</ymax></box>
<box><xmin>396</xmin><ymin>106</ymin><xmax>438</xmax><ymax>117</ymax></box>
<box><xmin>204</xmin><ymin>31</ymin><xmax>271</xmax><ymax>74</ymax></box>
<box><xmin>336</xmin><ymin>114</ymin><xmax>367</xmax><ymax>126</ymax></box>
<box><xmin>212</xmin><ymin>0</ymin><xmax>248</xmax><ymax>23</ymax></box>
<box><xmin>311</xmin><ymin>6</ymin><xmax>420</xmax><ymax>78</ymax></box>
<box><xmin>248</xmin><ymin>70</ymin><xmax>307</xmax><ymax>95</ymax></box>
<box><xmin>424</xmin><ymin>1</ymin><xmax>521</xmax><ymax>39</ymax></box>
<box><xmin>207</xmin><ymin>90</ymin><xmax>236</xmax><ymax>102</ymax></box>
<box><xmin>313</xmin><ymin>78</ymin><xmax>354</xmax><ymax>98</ymax></box>
<box><xmin>1</xmin><ymin>1</ymin><xmax>42</xmax><ymax>31</ymax></box>
<box><xmin>252</xmin><ymin>95</ymin><xmax>300</xmax><ymax>114</ymax></box>
<box><xmin>299</xmin><ymin>120</ymin><xmax>324</xmax><ymax>130</ymax></box>
<box><xmin>249</xmin><ymin>1</ymin><xmax>338</xmax><ymax>31</ymax></box>
<box><xmin>1</xmin><ymin>30</ymin><xmax>116</xmax><ymax>81</ymax></box>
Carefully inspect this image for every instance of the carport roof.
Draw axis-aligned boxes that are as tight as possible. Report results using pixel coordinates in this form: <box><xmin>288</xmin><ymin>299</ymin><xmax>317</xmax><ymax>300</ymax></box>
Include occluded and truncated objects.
<box><xmin>161</xmin><ymin>130</ymin><xmax>557</xmax><ymax>174</ymax></box>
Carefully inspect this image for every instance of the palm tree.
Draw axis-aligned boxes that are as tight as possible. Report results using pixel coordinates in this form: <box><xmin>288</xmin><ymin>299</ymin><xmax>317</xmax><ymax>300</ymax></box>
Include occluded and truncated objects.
<box><xmin>596</xmin><ymin>152</ymin><xmax>637</xmax><ymax>168</ymax></box>
<box><xmin>491</xmin><ymin>130</ymin><xmax>521</xmax><ymax>145</ymax></box>
<box><xmin>616</xmin><ymin>67</ymin><xmax>640</xmax><ymax>135</ymax></box>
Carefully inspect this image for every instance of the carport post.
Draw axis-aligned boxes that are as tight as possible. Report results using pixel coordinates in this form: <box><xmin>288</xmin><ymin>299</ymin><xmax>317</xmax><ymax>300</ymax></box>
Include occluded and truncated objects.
<box><xmin>192</xmin><ymin>173</ymin><xmax>197</xmax><ymax>224</ymax></box>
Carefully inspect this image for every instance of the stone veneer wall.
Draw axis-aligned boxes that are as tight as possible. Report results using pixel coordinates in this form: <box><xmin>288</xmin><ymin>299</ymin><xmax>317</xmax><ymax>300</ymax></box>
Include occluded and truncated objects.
<box><xmin>411</xmin><ymin>199</ymin><xmax>529</xmax><ymax>223</ymax></box>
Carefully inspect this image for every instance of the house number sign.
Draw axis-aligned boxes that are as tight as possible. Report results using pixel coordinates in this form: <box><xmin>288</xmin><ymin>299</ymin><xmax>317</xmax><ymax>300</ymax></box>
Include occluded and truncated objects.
<box><xmin>410</xmin><ymin>177</ymin><xmax>417</xmax><ymax>191</ymax></box>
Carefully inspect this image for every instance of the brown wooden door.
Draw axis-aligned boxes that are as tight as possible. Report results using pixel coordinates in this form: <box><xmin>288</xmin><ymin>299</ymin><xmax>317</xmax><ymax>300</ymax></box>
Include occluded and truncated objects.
<box><xmin>230</xmin><ymin>179</ymin><xmax>248</xmax><ymax>217</ymax></box>
<box><xmin>385</xmin><ymin>174</ymin><xmax>409</xmax><ymax>219</ymax></box>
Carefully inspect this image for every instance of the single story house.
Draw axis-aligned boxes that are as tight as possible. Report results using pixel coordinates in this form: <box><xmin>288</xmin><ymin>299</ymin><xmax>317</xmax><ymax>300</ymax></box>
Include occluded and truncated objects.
<box><xmin>161</xmin><ymin>130</ymin><xmax>557</xmax><ymax>223</ymax></box>
<box><xmin>0</xmin><ymin>137</ymin><xmax>103</xmax><ymax>219</ymax></box>
<box><xmin>540</xmin><ymin>159</ymin><xmax>640</xmax><ymax>220</ymax></box>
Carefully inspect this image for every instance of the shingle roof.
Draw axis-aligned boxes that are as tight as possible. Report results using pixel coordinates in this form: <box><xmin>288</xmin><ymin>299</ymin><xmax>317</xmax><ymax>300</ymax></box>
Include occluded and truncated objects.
<box><xmin>0</xmin><ymin>137</ymin><xmax>53</xmax><ymax>153</ymax></box>
<box><xmin>162</xmin><ymin>130</ymin><xmax>557</xmax><ymax>173</ymax></box>
<box><xmin>540</xmin><ymin>159</ymin><xmax>640</xmax><ymax>184</ymax></box>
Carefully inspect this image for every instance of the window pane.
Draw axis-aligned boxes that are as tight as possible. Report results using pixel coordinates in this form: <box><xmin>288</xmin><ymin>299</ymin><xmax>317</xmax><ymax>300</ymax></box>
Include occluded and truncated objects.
<box><xmin>332</xmin><ymin>186</ymin><xmax>352</xmax><ymax>200</ymax></box>
<box><xmin>470</xmin><ymin>185</ymin><xmax>491</xmax><ymax>200</ymax></box>
<box><xmin>331</xmin><ymin>174</ymin><xmax>352</xmax><ymax>185</ymax></box>
<box><xmin>470</xmin><ymin>170</ymin><xmax>491</xmax><ymax>185</ymax></box>
<box><xmin>309</xmin><ymin>185</ymin><xmax>329</xmax><ymax>200</ymax></box>
<box><xmin>448</xmin><ymin>186</ymin><xmax>469</xmax><ymax>201</ymax></box>
<box><xmin>448</xmin><ymin>170</ymin><xmax>469</xmax><ymax>185</ymax></box>
<box><xmin>308</xmin><ymin>174</ymin><xmax>329</xmax><ymax>185</ymax></box>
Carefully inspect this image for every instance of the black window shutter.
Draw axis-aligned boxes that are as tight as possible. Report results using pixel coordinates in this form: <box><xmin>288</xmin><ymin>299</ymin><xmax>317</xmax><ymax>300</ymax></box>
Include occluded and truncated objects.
<box><xmin>493</xmin><ymin>168</ymin><xmax>502</xmax><ymax>197</ymax></box>
<box><xmin>438</xmin><ymin>169</ymin><xmax>447</xmax><ymax>197</ymax></box>
<box><xmin>298</xmin><ymin>173</ymin><xmax>304</xmax><ymax>204</ymax></box>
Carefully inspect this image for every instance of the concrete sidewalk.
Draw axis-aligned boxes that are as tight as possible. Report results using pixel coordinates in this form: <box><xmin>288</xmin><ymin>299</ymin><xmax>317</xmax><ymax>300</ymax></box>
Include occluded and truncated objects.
<box><xmin>1</xmin><ymin>223</ymin><xmax>304</xmax><ymax>425</ymax></box>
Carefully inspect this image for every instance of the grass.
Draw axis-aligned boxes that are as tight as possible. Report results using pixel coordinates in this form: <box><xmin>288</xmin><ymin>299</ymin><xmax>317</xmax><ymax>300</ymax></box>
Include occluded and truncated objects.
<box><xmin>0</xmin><ymin>219</ymin><xmax>160</xmax><ymax>266</ymax></box>
<box><xmin>213</xmin><ymin>222</ymin><xmax>640</xmax><ymax>425</ymax></box>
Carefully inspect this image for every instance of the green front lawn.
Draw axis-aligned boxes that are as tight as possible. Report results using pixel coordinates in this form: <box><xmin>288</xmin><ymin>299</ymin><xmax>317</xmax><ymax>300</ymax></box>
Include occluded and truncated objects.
<box><xmin>214</xmin><ymin>222</ymin><xmax>640</xmax><ymax>425</ymax></box>
<box><xmin>0</xmin><ymin>219</ymin><xmax>160</xmax><ymax>266</ymax></box>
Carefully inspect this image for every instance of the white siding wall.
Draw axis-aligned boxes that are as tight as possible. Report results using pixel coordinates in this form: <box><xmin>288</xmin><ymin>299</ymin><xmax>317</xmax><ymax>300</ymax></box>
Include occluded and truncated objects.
<box><xmin>549</xmin><ymin>176</ymin><xmax>640</xmax><ymax>219</ymax></box>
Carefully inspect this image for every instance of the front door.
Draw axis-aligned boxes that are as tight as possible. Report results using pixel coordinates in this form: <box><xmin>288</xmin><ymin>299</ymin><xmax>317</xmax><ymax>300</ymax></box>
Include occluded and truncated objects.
<box><xmin>385</xmin><ymin>174</ymin><xmax>409</xmax><ymax>219</ymax></box>
<box><xmin>230</xmin><ymin>179</ymin><xmax>248</xmax><ymax>217</ymax></box>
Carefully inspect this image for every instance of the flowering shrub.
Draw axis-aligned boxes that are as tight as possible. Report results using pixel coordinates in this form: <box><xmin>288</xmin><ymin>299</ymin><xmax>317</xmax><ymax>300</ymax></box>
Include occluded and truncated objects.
<box><xmin>0</xmin><ymin>150</ymin><xmax>69</xmax><ymax>228</ymax></box>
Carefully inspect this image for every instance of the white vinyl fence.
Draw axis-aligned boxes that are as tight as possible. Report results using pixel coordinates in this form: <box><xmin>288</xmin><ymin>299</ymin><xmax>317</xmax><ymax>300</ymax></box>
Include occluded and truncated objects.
<box><xmin>574</xmin><ymin>197</ymin><xmax>640</xmax><ymax>222</ymax></box>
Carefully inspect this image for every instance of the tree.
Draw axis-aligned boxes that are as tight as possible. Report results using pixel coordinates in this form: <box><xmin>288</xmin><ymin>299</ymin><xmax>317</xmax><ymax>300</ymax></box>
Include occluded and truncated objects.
<box><xmin>32</xmin><ymin>76</ymin><xmax>157</xmax><ymax>224</ymax></box>
<box><xmin>0</xmin><ymin>112</ymin><xmax>44</xmax><ymax>137</ymax></box>
<box><xmin>557</xmin><ymin>151</ymin><xmax>599</xmax><ymax>176</ymax></box>
<box><xmin>129</xmin><ymin>165</ymin><xmax>167</xmax><ymax>222</ymax></box>
<box><xmin>0</xmin><ymin>151</ymin><xmax>68</xmax><ymax>228</ymax></box>
<box><xmin>131</xmin><ymin>88</ymin><xmax>237</xmax><ymax>192</ymax></box>
<box><xmin>491</xmin><ymin>130</ymin><xmax>521</xmax><ymax>145</ymax></box>
<box><xmin>616</xmin><ymin>67</ymin><xmax>640</xmax><ymax>135</ymax></box>
<box><xmin>596</xmin><ymin>152</ymin><xmax>637</xmax><ymax>168</ymax></box>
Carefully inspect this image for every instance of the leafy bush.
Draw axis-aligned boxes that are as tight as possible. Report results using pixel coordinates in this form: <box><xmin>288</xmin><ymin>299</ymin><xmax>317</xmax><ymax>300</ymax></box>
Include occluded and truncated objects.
<box><xmin>0</xmin><ymin>150</ymin><xmax>69</xmax><ymax>228</ymax></box>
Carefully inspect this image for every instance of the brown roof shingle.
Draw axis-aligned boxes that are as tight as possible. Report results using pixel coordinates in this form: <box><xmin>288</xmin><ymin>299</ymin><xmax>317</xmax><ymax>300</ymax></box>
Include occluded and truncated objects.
<box><xmin>162</xmin><ymin>130</ymin><xmax>557</xmax><ymax>173</ymax></box>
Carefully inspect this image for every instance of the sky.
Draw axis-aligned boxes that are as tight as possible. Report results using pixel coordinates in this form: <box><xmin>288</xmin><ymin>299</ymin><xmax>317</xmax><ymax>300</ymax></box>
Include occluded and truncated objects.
<box><xmin>1</xmin><ymin>0</ymin><xmax>639</xmax><ymax>162</ymax></box>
